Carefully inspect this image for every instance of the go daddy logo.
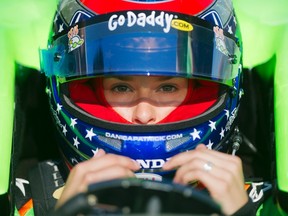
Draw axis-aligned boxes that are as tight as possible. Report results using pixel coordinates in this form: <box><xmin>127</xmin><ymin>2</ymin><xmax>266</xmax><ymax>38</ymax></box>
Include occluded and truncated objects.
<box><xmin>108</xmin><ymin>11</ymin><xmax>193</xmax><ymax>33</ymax></box>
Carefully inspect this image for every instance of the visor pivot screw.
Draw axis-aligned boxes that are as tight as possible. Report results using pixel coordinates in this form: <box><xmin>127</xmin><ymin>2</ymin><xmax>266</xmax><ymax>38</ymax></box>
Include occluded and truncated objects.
<box><xmin>230</xmin><ymin>86</ymin><xmax>237</xmax><ymax>98</ymax></box>
<box><xmin>54</xmin><ymin>53</ymin><xmax>62</xmax><ymax>62</ymax></box>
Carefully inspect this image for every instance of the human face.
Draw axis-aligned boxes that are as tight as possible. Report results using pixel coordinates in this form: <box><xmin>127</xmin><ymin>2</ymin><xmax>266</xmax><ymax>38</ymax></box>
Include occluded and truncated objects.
<box><xmin>103</xmin><ymin>76</ymin><xmax>188</xmax><ymax>124</ymax></box>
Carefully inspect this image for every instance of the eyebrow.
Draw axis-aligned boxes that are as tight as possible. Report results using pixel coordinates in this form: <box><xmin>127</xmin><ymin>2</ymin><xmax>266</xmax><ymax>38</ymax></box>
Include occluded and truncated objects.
<box><xmin>109</xmin><ymin>76</ymin><xmax>176</xmax><ymax>81</ymax></box>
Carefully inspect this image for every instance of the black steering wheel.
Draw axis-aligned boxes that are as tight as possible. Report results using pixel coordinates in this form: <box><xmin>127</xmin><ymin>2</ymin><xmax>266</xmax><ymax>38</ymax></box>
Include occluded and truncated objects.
<box><xmin>50</xmin><ymin>178</ymin><xmax>222</xmax><ymax>216</ymax></box>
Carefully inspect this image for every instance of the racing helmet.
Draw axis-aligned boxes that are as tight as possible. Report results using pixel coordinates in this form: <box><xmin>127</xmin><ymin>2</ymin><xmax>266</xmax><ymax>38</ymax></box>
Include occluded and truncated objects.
<box><xmin>40</xmin><ymin>0</ymin><xmax>243</xmax><ymax>181</ymax></box>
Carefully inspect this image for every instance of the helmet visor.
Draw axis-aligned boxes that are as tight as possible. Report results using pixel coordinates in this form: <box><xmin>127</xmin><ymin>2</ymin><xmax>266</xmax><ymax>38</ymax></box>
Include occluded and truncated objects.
<box><xmin>40</xmin><ymin>11</ymin><xmax>241</xmax><ymax>86</ymax></box>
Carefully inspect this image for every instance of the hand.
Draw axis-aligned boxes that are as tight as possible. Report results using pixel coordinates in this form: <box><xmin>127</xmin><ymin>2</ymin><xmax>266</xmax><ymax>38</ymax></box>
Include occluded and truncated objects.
<box><xmin>55</xmin><ymin>149</ymin><xmax>140</xmax><ymax>208</ymax></box>
<box><xmin>162</xmin><ymin>144</ymin><xmax>248</xmax><ymax>215</ymax></box>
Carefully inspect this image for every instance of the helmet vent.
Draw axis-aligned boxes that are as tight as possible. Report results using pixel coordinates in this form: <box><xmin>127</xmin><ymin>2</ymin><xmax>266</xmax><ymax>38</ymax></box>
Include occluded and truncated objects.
<box><xmin>97</xmin><ymin>135</ymin><xmax>122</xmax><ymax>151</ymax></box>
<box><xmin>166</xmin><ymin>136</ymin><xmax>191</xmax><ymax>152</ymax></box>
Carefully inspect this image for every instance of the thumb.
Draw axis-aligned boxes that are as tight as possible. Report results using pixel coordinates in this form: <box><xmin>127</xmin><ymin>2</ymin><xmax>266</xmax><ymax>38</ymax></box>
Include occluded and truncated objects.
<box><xmin>195</xmin><ymin>144</ymin><xmax>207</xmax><ymax>150</ymax></box>
<box><xmin>93</xmin><ymin>148</ymin><xmax>106</xmax><ymax>158</ymax></box>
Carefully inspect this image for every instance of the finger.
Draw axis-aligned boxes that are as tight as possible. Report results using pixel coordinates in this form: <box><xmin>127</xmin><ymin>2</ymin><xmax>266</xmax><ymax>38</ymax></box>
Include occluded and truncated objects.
<box><xmin>92</xmin><ymin>148</ymin><xmax>106</xmax><ymax>158</ymax></box>
<box><xmin>57</xmin><ymin>154</ymin><xmax>139</xmax><ymax>208</ymax></box>
<box><xmin>177</xmin><ymin>155</ymin><xmax>243</xmax><ymax>181</ymax></box>
<box><xmin>56</xmin><ymin>165</ymin><xmax>136</xmax><ymax>208</ymax></box>
<box><xmin>74</xmin><ymin>153</ymin><xmax>140</xmax><ymax>176</ymax></box>
<box><xmin>178</xmin><ymin>167</ymin><xmax>247</xmax><ymax>215</ymax></box>
<box><xmin>163</xmin><ymin>147</ymin><xmax>243</xmax><ymax>178</ymax></box>
<box><xmin>80</xmin><ymin>165</ymin><xmax>136</xmax><ymax>188</ymax></box>
<box><xmin>165</xmin><ymin>149</ymin><xmax>244</xmax><ymax>190</ymax></box>
<box><xmin>60</xmin><ymin>154</ymin><xmax>139</xmax><ymax>200</ymax></box>
<box><xmin>173</xmin><ymin>158</ymin><xmax>244</xmax><ymax>187</ymax></box>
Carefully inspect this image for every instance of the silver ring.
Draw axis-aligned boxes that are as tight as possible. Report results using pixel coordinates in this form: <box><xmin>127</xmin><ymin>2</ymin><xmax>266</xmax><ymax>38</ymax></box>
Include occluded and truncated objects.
<box><xmin>203</xmin><ymin>161</ymin><xmax>214</xmax><ymax>172</ymax></box>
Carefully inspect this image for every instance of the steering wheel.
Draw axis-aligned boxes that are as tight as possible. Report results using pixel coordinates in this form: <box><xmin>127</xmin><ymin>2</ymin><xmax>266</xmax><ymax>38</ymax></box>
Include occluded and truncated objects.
<box><xmin>50</xmin><ymin>178</ymin><xmax>222</xmax><ymax>216</ymax></box>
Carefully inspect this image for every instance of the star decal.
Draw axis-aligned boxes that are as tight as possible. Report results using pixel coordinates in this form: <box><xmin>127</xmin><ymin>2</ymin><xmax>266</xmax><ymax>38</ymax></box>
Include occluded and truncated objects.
<box><xmin>207</xmin><ymin>140</ymin><xmax>214</xmax><ymax>150</ymax></box>
<box><xmin>220</xmin><ymin>127</ymin><xmax>225</xmax><ymax>140</ymax></box>
<box><xmin>190</xmin><ymin>128</ymin><xmax>201</xmax><ymax>141</ymax></box>
<box><xmin>62</xmin><ymin>124</ymin><xmax>67</xmax><ymax>136</ymax></box>
<box><xmin>208</xmin><ymin>120</ymin><xmax>217</xmax><ymax>132</ymax></box>
<box><xmin>233</xmin><ymin>16</ymin><xmax>237</xmax><ymax>25</ymax></box>
<box><xmin>58</xmin><ymin>23</ymin><xmax>64</xmax><ymax>33</ymax></box>
<box><xmin>92</xmin><ymin>148</ymin><xmax>99</xmax><ymax>156</ymax></box>
<box><xmin>71</xmin><ymin>158</ymin><xmax>79</xmax><ymax>165</ymax></box>
<box><xmin>70</xmin><ymin>118</ymin><xmax>78</xmax><ymax>129</ymax></box>
<box><xmin>228</xmin><ymin>25</ymin><xmax>233</xmax><ymax>34</ymax></box>
<box><xmin>54</xmin><ymin>14</ymin><xmax>58</xmax><ymax>23</ymax></box>
<box><xmin>56</xmin><ymin>103</ymin><xmax>62</xmax><ymax>114</ymax></box>
<box><xmin>85</xmin><ymin>128</ymin><xmax>96</xmax><ymax>141</ymax></box>
<box><xmin>73</xmin><ymin>137</ymin><xmax>80</xmax><ymax>149</ymax></box>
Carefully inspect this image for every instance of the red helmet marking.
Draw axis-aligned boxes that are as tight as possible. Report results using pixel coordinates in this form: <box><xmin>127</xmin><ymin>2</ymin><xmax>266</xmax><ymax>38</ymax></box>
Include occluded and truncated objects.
<box><xmin>80</xmin><ymin>0</ymin><xmax>214</xmax><ymax>15</ymax></box>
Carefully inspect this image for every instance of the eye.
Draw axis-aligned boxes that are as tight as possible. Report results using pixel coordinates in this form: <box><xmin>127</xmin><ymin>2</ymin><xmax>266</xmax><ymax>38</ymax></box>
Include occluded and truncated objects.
<box><xmin>112</xmin><ymin>84</ymin><xmax>132</xmax><ymax>93</ymax></box>
<box><xmin>158</xmin><ymin>84</ymin><xmax>177</xmax><ymax>93</ymax></box>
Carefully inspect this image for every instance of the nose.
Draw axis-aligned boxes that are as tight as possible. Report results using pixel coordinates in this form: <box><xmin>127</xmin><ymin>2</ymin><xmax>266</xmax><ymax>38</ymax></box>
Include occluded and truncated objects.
<box><xmin>132</xmin><ymin>101</ymin><xmax>157</xmax><ymax>124</ymax></box>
